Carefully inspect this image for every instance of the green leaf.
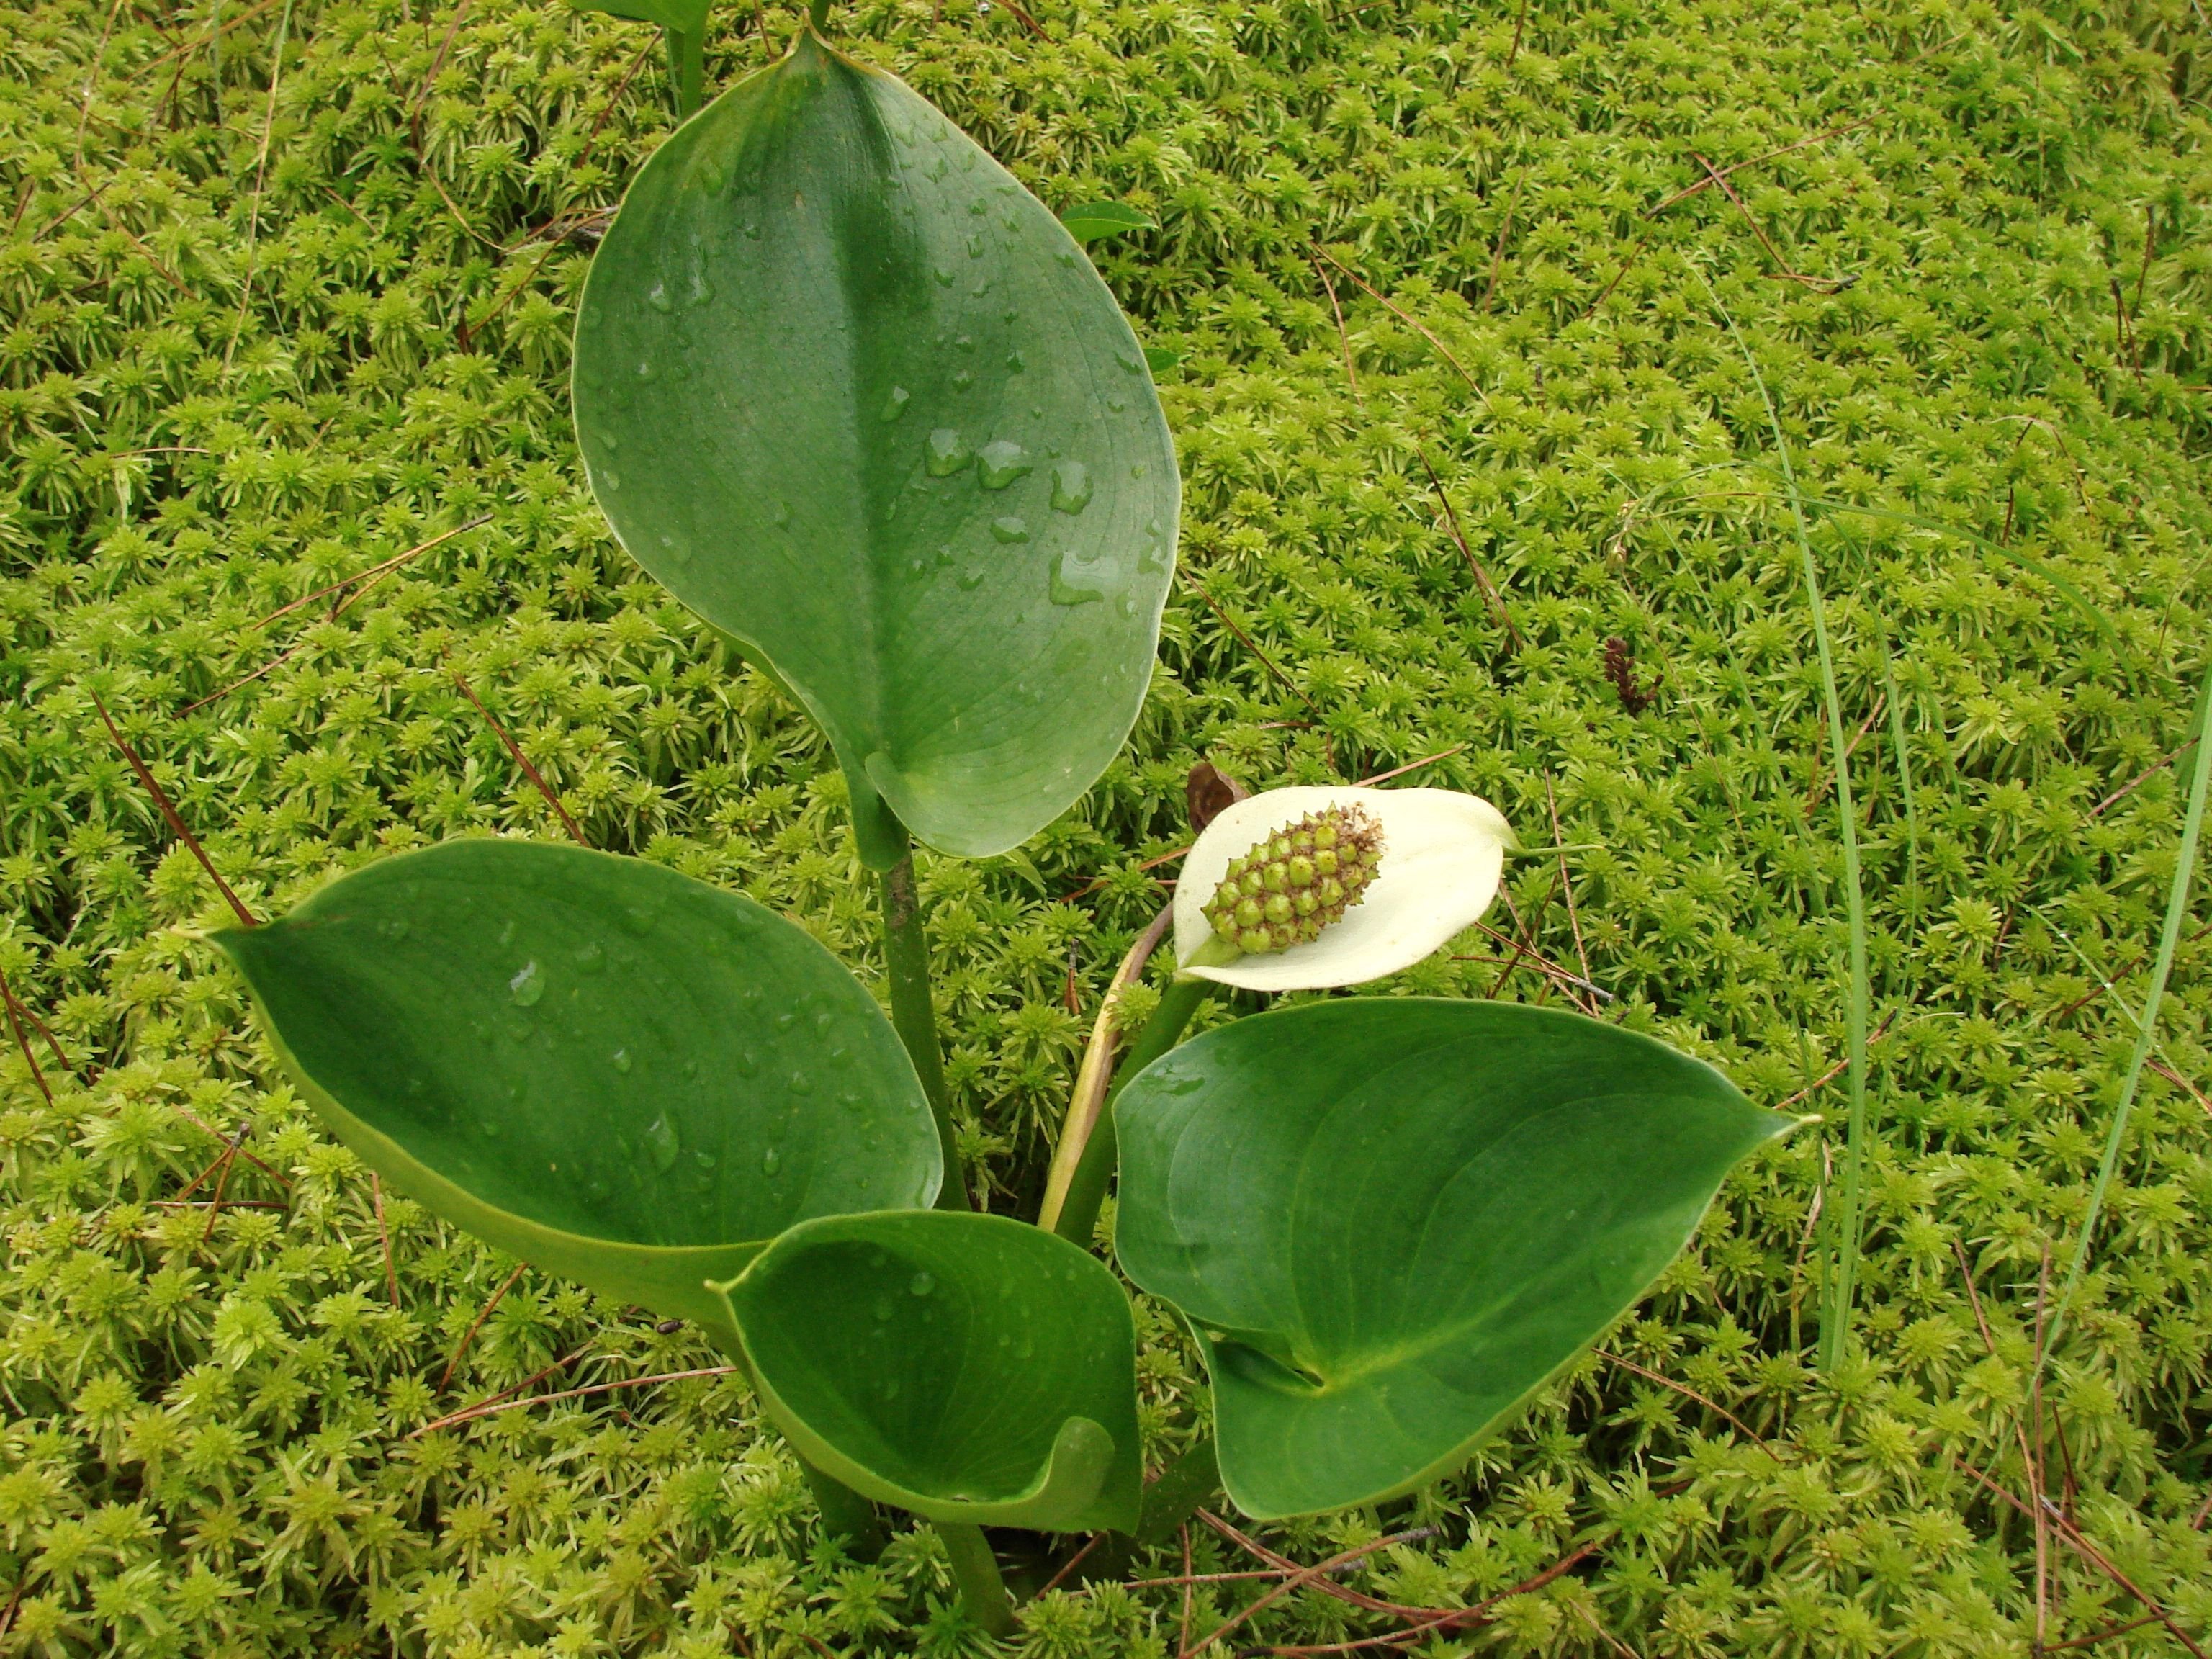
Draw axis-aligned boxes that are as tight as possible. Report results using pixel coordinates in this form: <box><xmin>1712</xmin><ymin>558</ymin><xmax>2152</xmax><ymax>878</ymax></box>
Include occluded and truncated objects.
<box><xmin>573</xmin><ymin>32</ymin><xmax>1179</xmax><ymax>866</ymax></box>
<box><xmin>568</xmin><ymin>0</ymin><xmax>711</xmax><ymax>35</ymax></box>
<box><xmin>1058</xmin><ymin>199</ymin><xmax>1154</xmax><ymax>243</ymax></box>
<box><xmin>1113</xmin><ymin>999</ymin><xmax>1792</xmax><ymax>1521</ymax></box>
<box><xmin>214</xmin><ymin>840</ymin><xmax>940</xmax><ymax>1332</ymax></box>
<box><xmin>716</xmin><ymin>1210</ymin><xmax>1142</xmax><ymax>1532</ymax></box>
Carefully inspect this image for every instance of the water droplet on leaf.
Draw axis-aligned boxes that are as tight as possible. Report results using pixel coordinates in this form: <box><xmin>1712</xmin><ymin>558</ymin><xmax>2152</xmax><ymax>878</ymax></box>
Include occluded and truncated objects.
<box><xmin>925</xmin><ymin>428</ymin><xmax>972</xmax><ymax>477</ymax></box>
<box><xmin>976</xmin><ymin>440</ymin><xmax>1031</xmax><ymax>489</ymax></box>
<box><xmin>880</xmin><ymin>385</ymin><xmax>911</xmax><ymax>421</ymax></box>
<box><xmin>647</xmin><ymin>282</ymin><xmax>673</xmax><ymax>313</ymax></box>
<box><xmin>990</xmin><ymin>515</ymin><xmax>1029</xmax><ymax>544</ymax></box>
<box><xmin>1051</xmin><ymin>554</ymin><xmax>1105</xmax><ymax>606</ymax></box>
<box><xmin>644</xmin><ymin>1113</ymin><xmax>680</xmax><ymax>1171</ymax></box>
<box><xmin>761</xmin><ymin>1145</ymin><xmax>781</xmax><ymax>1174</ymax></box>
<box><xmin>909</xmin><ymin>1272</ymin><xmax>935</xmax><ymax>1297</ymax></box>
<box><xmin>509</xmin><ymin>961</ymin><xmax>544</xmax><ymax>1006</ymax></box>
<box><xmin>1051</xmin><ymin>461</ymin><xmax>1092</xmax><ymax>513</ymax></box>
<box><xmin>612</xmin><ymin>1048</ymin><xmax>631</xmax><ymax>1073</ymax></box>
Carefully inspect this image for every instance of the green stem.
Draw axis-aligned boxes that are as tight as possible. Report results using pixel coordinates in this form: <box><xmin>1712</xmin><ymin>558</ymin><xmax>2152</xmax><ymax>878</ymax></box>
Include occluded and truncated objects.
<box><xmin>799</xmin><ymin>1460</ymin><xmax>886</xmax><ymax>1559</ymax></box>
<box><xmin>662</xmin><ymin>27</ymin><xmax>701</xmax><ymax>119</ymax></box>
<box><xmin>1048</xmin><ymin>975</ymin><xmax>1213</xmax><ymax>1246</ymax></box>
<box><xmin>808</xmin><ymin>0</ymin><xmax>830</xmax><ymax>30</ymax></box>
<box><xmin>881</xmin><ymin>852</ymin><xmax>966</xmax><ymax>1209</ymax></box>
<box><xmin>938</xmin><ymin>1521</ymin><xmax>1015</xmax><ymax>1636</ymax></box>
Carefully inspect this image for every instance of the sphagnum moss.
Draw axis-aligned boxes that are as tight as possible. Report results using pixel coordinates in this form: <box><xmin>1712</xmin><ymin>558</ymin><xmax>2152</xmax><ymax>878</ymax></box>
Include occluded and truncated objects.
<box><xmin>4</xmin><ymin>0</ymin><xmax>2212</xmax><ymax>1653</ymax></box>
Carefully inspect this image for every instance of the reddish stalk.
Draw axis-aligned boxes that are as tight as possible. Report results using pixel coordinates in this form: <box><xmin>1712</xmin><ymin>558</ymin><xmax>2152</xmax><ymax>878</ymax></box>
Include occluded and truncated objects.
<box><xmin>439</xmin><ymin>1262</ymin><xmax>529</xmax><ymax>1393</ymax></box>
<box><xmin>450</xmin><ymin>670</ymin><xmax>590</xmax><ymax>845</ymax></box>
<box><xmin>92</xmin><ymin>695</ymin><xmax>257</xmax><ymax>927</ymax></box>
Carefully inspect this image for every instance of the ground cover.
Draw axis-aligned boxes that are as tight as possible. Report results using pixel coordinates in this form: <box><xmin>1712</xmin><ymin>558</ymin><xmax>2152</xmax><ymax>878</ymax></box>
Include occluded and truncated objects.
<box><xmin>3</xmin><ymin>0</ymin><xmax>2211</xmax><ymax>1653</ymax></box>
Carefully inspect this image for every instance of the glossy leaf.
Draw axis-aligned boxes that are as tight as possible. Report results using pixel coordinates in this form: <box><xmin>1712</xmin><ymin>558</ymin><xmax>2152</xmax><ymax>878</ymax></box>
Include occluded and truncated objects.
<box><xmin>1114</xmin><ymin>999</ymin><xmax>1792</xmax><ymax>1520</ymax></box>
<box><xmin>570</xmin><ymin>0</ymin><xmax>710</xmax><ymax>33</ymax></box>
<box><xmin>718</xmin><ymin>1210</ymin><xmax>1141</xmax><ymax>1532</ymax></box>
<box><xmin>1058</xmin><ymin>199</ymin><xmax>1154</xmax><ymax>243</ymax></box>
<box><xmin>214</xmin><ymin>840</ymin><xmax>940</xmax><ymax>1331</ymax></box>
<box><xmin>572</xmin><ymin>30</ymin><xmax>1179</xmax><ymax>865</ymax></box>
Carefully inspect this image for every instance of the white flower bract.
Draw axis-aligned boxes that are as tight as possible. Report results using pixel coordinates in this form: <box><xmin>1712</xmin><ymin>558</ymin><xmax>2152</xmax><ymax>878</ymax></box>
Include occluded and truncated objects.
<box><xmin>1172</xmin><ymin>786</ymin><xmax>1513</xmax><ymax>992</ymax></box>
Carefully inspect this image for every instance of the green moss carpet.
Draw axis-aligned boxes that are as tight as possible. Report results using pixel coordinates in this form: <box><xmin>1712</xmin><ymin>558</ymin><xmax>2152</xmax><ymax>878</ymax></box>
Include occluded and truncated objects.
<box><xmin>3</xmin><ymin>0</ymin><xmax>2211</xmax><ymax>1652</ymax></box>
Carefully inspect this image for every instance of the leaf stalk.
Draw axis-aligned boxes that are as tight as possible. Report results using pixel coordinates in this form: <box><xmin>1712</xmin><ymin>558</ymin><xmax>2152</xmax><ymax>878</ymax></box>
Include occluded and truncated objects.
<box><xmin>938</xmin><ymin>1521</ymin><xmax>1016</xmax><ymax>1636</ymax></box>
<box><xmin>879</xmin><ymin>851</ymin><xmax>967</xmax><ymax>1208</ymax></box>
<box><xmin>1043</xmin><ymin>974</ymin><xmax>1212</xmax><ymax>1246</ymax></box>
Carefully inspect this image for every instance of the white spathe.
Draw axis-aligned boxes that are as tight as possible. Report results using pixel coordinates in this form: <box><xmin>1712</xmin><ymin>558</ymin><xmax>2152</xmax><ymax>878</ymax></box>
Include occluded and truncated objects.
<box><xmin>1172</xmin><ymin>786</ymin><xmax>1514</xmax><ymax>992</ymax></box>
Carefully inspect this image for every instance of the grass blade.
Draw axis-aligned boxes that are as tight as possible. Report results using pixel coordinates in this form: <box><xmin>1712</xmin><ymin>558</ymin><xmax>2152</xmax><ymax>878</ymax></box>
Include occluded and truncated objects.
<box><xmin>1700</xmin><ymin>272</ymin><xmax>1871</xmax><ymax>1373</ymax></box>
<box><xmin>2056</xmin><ymin>655</ymin><xmax>2212</xmax><ymax>1325</ymax></box>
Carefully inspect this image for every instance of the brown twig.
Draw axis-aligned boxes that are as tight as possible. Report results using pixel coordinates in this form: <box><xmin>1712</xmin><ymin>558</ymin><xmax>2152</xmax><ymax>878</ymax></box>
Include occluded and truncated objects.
<box><xmin>408</xmin><ymin>1338</ymin><xmax>600</xmax><ymax>1437</ymax></box>
<box><xmin>2092</xmin><ymin>737</ymin><xmax>2200</xmax><ymax>817</ymax></box>
<box><xmin>1464</xmin><ymin>917</ymin><xmax>1613</xmax><ymax>1002</ymax></box>
<box><xmin>1645</xmin><ymin>117</ymin><xmax>1880</xmax><ymax>216</ymax></box>
<box><xmin>992</xmin><ymin>0</ymin><xmax>1051</xmax><ymax>39</ymax></box>
<box><xmin>1183</xmin><ymin>1527</ymin><xmax>1440</xmax><ymax>1657</ymax></box>
<box><xmin>1804</xmin><ymin>694</ymin><xmax>1887</xmax><ymax>813</ymax></box>
<box><xmin>197</xmin><ymin>1127</ymin><xmax>247</xmax><ymax>1244</ymax></box>
<box><xmin>1312</xmin><ymin>252</ymin><xmax>1362</xmax><ymax>407</ymax></box>
<box><xmin>1691</xmin><ymin>152</ymin><xmax>1848</xmax><ymax>291</ymax></box>
<box><xmin>1545</xmin><ymin>773</ymin><xmax>1595</xmax><ymax>996</ymax></box>
<box><xmin>1177</xmin><ymin>574</ymin><xmax>1326</xmax><ymax>722</ymax></box>
<box><xmin>1954</xmin><ymin>1461</ymin><xmax>2208</xmax><ymax>1659</ymax></box>
<box><xmin>1411</xmin><ymin>445</ymin><xmax>1523</xmax><ymax>647</ymax></box>
<box><xmin>439</xmin><ymin>1261</ymin><xmax>527</xmax><ymax>1393</ymax></box>
<box><xmin>1596</xmin><ymin>1349</ymin><xmax>1781</xmax><ymax>1456</ymax></box>
<box><xmin>411</xmin><ymin>1364</ymin><xmax>738</xmax><ymax>1437</ymax></box>
<box><xmin>1310</xmin><ymin>246</ymin><xmax>1493</xmax><ymax>410</ymax></box>
<box><xmin>1480</xmin><ymin>171</ymin><xmax>1523</xmax><ymax>312</ymax></box>
<box><xmin>258</xmin><ymin>516</ymin><xmax>490</xmax><ymax>626</ymax></box>
<box><xmin>1773</xmin><ymin>1010</ymin><xmax>1898</xmax><ymax>1110</ymax></box>
<box><xmin>1036</xmin><ymin>1532</ymin><xmax>1106</xmax><ymax>1598</ymax></box>
<box><xmin>130</xmin><ymin>0</ymin><xmax>284</xmax><ymax>76</ymax></box>
<box><xmin>450</xmin><ymin>671</ymin><xmax>590</xmax><ymax>845</ymax></box>
<box><xmin>2042</xmin><ymin>1614</ymin><xmax>2166</xmax><ymax>1652</ymax></box>
<box><xmin>411</xmin><ymin>0</ymin><xmax>474</xmax><ymax>110</ymax></box>
<box><xmin>92</xmin><ymin>695</ymin><xmax>257</xmax><ymax>927</ymax></box>
<box><xmin>1354</xmin><ymin>744</ymin><xmax>1468</xmax><ymax>788</ymax></box>
<box><xmin>0</xmin><ymin>974</ymin><xmax>54</xmax><ymax>1107</ymax></box>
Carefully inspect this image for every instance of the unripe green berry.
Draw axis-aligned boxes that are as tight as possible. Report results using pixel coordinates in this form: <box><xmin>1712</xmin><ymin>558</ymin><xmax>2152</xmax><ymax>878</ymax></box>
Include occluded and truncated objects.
<box><xmin>1200</xmin><ymin>804</ymin><xmax>1385</xmax><ymax>956</ymax></box>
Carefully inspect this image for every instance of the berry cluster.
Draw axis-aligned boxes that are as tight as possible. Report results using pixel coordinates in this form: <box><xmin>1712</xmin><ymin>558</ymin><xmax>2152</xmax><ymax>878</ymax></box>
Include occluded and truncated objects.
<box><xmin>1203</xmin><ymin>805</ymin><xmax>1385</xmax><ymax>955</ymax></box>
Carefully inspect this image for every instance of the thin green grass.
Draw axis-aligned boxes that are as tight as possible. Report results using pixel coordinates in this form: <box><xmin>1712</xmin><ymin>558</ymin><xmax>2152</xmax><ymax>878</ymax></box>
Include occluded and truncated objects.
<box><xmin>2055</xmin><ymin>656</ymin><xmax>2212</xmax><ymax>1328</ymax></box>
<box><xmin>1701</xmin><ymin>270</ymin><xmax>1872</xmax><ymax>1375</ymax></box>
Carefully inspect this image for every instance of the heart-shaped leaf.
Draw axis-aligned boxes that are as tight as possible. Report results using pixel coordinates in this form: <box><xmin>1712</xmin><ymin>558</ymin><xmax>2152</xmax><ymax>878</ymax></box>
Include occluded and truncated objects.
<box><xmin>717</xmin><ymin>1210</ymin><xmax>1142</xmax><ymax>1532</ymax></box>
<box><xmin>572</xmin><ymin>30</ymin><xmax>1179</xmax><ymax>866</ymax></box>
<box><xmin>1058</xmin><ymin>200</ymin><xmax>1154</xmax><ymax>243</ymax></box>
<box><xmin>214</xmin><ymin>840</ymin><xmax>940</xmax><ymax>1332</ymax></box>
<box><xmin>1113</xmin><ymin>999</ymin><xmax>1793</xmax><ymax>1521</ymax></box>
